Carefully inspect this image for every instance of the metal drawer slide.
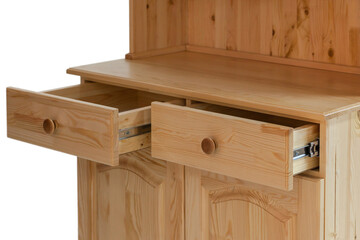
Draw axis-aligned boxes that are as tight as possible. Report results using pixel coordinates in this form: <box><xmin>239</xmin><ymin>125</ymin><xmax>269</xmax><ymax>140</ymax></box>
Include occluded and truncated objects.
<box><xmin>293</xmin><ymin>139</ymin><xmax>319</xmax><ymax>160</ymax></box>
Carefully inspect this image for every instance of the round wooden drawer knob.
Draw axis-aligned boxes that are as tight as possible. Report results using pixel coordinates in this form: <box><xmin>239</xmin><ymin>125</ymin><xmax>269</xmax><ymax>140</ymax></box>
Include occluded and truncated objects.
<box><xmin>43</xmin><ymin>119</ymin><xmax>57</xmax><ymax>135</ymax></box>
<box><xmin>201</xmin><ymin>137</ymin><xmax>216</xmax><ymax>155</ymax></box>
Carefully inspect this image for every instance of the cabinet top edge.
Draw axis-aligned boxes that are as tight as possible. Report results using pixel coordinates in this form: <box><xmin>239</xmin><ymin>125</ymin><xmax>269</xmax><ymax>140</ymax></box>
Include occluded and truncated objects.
<box><xmin>67</xmin><ymin>52</ymin><xmax>360</xmax><ymax>122</ymax></box>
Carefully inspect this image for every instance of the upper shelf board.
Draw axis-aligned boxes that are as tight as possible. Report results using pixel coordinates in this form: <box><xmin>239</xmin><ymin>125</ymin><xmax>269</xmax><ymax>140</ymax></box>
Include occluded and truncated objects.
<box><xmin>67</xmin><ymin>52</ymin><xmax>360</xmax><ymax>121</ymax></box>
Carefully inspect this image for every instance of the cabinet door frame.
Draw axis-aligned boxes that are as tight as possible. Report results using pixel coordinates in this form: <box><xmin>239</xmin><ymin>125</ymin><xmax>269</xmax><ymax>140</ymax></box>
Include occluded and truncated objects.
<box><xmin>77</xmin><ymin>149</ymin><xmax>184</xmax><ymax>240</ymax></box>
<box><xmin>185</xmin><ymin>167</ymin><xmax>324</xmax><ymax>240</ymax></box>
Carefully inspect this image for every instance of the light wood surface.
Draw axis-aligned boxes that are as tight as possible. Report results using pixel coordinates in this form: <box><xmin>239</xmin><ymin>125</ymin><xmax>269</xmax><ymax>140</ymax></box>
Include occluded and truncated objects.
<box><xmin>78</xmin><ymin>158</ymin><xmax>97</xmax><ymax>240</ymax></box>
<box><xmin>190</xmin><ymin>102</ymin><xmax>320</xmax><ymax>175</ymax></box>
<box><xmin>185</xmin><ymin>168</ymin><xmax>324</xmax><ymax>240</ymax></box>
<box><xmin>45</xmin><ymin>82</ymin><xmax>140</xmax><ymax>111</ymax></box>
<box><xmin>115</xmin><ymin>90</ymin><xmax>178</xmax><ymax>154</ymax></box>
<box><xmin>46</xmin><ymin>83</ymin><xmax>177</xmax><ymax>112</ymax></box>
<box><xmin>7</xmin><ymin>87</ymin><xmax>119</xmax><ymax>166</ymax></box>
<box><xmin>117</xmin><ymin>106</ymin><xmax>151</xmax><ymax>154</ymax></box>
<box><xmin>77</xmin><ymin>149</ymin><xmax>184</xmax><ymax>240</ymax></box>
<box><xmin>118</xmin><ymin>133</ymin><xmax>151</xmax><ymax>154</ymax></box>
<box><xmin>67</xmin><ymin>52</ymin><xmax>360</xmax><ymax>121</ymax></box>
<box><xmin>129</xmin><ymin>0</ymin><xmax>186</xmax><ymax>53</ymax></box>
<box><xmin>126</xmin><ymin>46</ymin><xmax>186</xmax><ymax>60</ymax></box>
<box><xmin>118</xmin><ymin>106</ymin><xmax>151</xmax><ymax>129</ymax></box>
<box><xmin>9</xmin><ymin>0</ymin><xmax>360</xmax><ymax>239</ymax></box>
<box><xmin>7</xmin><ymin>83</ymin><xmax>179</xmax><ymax>166</ymax></box>
<box><xmin>188</xmin><ymin>0</ymin><xmax>360</xmax><ymax>69</ymax></box>
<box><xmin>189</xmin><ymin>102</ymin><xmax>308</xmax><ymax>127</ymax></box>
<box><xmin>187</xmin><ymin>45</ymin><xmax>360</xmax><ymax>75</ymax></box>
<box><xmin>323</xmin><ymin>110</ymin><xmax>360</xmax><ymax>239</ymax></box>
<box><xmin>128</xmin><ymin>0</ymin><xmax>360</xmax><ymax>72</ymax></box>
<box><xmin>151</xmin><ymin>102</ymin><xmax>319</xmax><ymax>191</ymax></box>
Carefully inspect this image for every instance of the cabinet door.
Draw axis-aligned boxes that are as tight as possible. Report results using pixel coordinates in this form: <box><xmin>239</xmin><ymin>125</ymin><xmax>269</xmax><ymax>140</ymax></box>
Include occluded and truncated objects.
<box><xmin>185</xmin><ymin>167</ymin><xmax>324</xmax><ymax>240</ymax></box>
<box><xmin>78</xmin><ymin>148</ymin><xmax>184</xmax><ymax>240</ymax></box>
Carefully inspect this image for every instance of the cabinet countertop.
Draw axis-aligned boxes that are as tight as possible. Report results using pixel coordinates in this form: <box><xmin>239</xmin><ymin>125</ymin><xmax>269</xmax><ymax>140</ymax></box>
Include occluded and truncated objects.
<box><xmin>67</xmin><ymin>52</ymin><xmax>360</xmax><ymax>121</ymax></box>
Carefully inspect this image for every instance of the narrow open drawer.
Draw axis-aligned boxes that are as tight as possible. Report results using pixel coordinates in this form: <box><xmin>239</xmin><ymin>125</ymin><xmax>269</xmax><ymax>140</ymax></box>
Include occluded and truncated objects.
<box><xmin>7</xmin><ymin>83</ymin><xmax>178</xmax><ymax>166</ymax></box>
<box><xmin>151</xmin><ymin>102</ymin><xmax>319</xmax><ymax>191</ymax></box>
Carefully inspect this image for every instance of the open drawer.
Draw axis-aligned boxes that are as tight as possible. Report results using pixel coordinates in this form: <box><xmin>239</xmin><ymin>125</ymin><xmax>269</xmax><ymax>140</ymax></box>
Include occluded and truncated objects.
<box><xmin>7</xmin><ymin>83</ymin><xmax>179</xmax><ymax>166</ymax></box>
<box><xmin>151</xmin><ymin>102</ymin><xmax>319</xmax><ymax>191</ymax></box>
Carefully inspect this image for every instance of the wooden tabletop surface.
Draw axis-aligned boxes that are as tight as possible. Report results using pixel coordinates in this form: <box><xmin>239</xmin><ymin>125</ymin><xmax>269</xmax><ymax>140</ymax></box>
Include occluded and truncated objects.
<box><xmin>67</xmin><ymin>52</ymin><xmax>360</xmax><ymax>121</ymax></box>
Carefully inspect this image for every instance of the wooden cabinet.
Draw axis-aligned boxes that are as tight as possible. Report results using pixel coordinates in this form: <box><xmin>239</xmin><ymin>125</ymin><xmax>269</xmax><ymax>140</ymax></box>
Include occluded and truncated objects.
<box><xmin>78</xmin><ymin>148</ymin><xmax>184</xmax><ymax>240</ymax></box>
<box><xmin>185</xmin><ymin>167</ymin><xmax>324</xmax><ymax>240</ymax></box>
<box><xmin>6</xmin><ymin>0</ymin><xmax>360</xmax><ymax>239</ymax></box>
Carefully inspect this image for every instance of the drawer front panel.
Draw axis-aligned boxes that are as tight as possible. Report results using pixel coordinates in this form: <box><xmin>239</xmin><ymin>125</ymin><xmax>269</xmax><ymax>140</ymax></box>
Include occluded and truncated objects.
<box><xmin>151</xmin><ymin>102</ymin><xmax>294</xmax><ymax>190</ymax></box>
<box><xmin>7</xmin><ymin>87</ymin><xmax>119</xmax><ymax>165</ymax></box>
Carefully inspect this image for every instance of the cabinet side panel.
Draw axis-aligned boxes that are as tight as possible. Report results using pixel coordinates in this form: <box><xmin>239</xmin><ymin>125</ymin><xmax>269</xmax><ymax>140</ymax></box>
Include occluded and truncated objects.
<box><xmin>325</xmin><ymin>111</ymin><xmax>360</xmax><ymax>239</ymax></box>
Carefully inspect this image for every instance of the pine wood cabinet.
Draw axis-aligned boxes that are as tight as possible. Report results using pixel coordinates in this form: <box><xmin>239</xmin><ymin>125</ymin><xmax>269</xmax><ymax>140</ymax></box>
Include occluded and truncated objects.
<box><xmin>6</xmin><ymin>0</ymin><xmax>360</xmax><ymax>239</ymax></box>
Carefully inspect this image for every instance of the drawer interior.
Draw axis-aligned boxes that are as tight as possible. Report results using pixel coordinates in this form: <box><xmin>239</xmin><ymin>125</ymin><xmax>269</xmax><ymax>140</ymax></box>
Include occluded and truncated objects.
<box><xmin>189</xmin><ymin>102</ymin><xmax>320</xmax><ymax>175</ymax></box>
<box><xmin>45</xmin><ymin>83</ymin><xmax>178</xmax><ymax>112</ymax></box>
<box><xmin>46</xmin><ymin>83</ymin><xmax>181</xmax><ymax>156</ymax></box>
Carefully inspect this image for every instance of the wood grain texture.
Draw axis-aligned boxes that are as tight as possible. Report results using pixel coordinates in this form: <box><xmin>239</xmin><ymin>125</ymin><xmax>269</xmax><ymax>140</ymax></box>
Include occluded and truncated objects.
<box><xmin>130</xmin><ymin>0</ymin><xmax>186</xmax><ymax>53</ymax></box>
<box><xmin>7</xmin><ymin>87</ymin><xmax>119</xmax><ymax>166</ymax></box>
<box><xmin>45</xmin><ymin>83</ymin><xmax>140</xmax><ymax>111</ymax></box>
<box><xmin>190</xmin><ymin>102</ymin><xmax>320</xmax><ymax>175</ymax></box>
<box><xmin>119</xmin><ymin>133</ymin><xmax>151</xmax><ymax>154</ymax></box>
<box><xmin>67</xmin><ymin>52</ymin><xmax>360</xmax><ymax>121</ymax></box>
<box><xmin>186</xmin><ymin>45</ymin><xmax>360</xmax><ymax>75</ymax></box>
<box><xmin>77</xmin><ymin>149</ymin><xmax>184</xmax><ymax>240</ymax></box>
<box><xmin>118</xmin><ymin>106</ymin><xmax>151</xmax><ymax>129</ymax></box>
<box><xmin>78</xmin><ymin>158</ymin><xmax>98</xmax><ymax>240</ymax></box>
<box><xmin>324</xmin><ymin>110</ymin><xmax>360</xmax><ymax>239</ymax></box>
<box><xmin>116</xmin><ymin>91</ymin><xmax>178</xmax><ymax>154</ymax></box>
<box><xmin>8</xmin><ymin>83</ymin><xmax>180</xmax><ymax>166</ymax></box>
<box><xmin>188</xmin><ymin>0</ymin><xmax>360</xmax><ymax>69</ymax></box>
<box><xmin>117</xmin><ymin>106</ymin><xmax>152</xmax><ymax>154</ymax></box>
<box><xmin>46</xmin><ymin>83</ymin><xmax>177</xmax><ymax>112</ymax></box>
<box><xmin>152</xmin><ymin>102</ymin><xmax>317</xmax><ymax>191</ymax></box>
<box><xmin>189</xmin><ymin>102</ymin><xmax>308</xmax><ymax>128</ymax></box>
<box><xmin>126</xmin><ymin>45</ymin><xmax>186</xmax><ymax>60</ymax></box>
<box><xmin>185</xmin><ymin>168</ymin><xmax>324</xmax><ymax>240</ymax></box>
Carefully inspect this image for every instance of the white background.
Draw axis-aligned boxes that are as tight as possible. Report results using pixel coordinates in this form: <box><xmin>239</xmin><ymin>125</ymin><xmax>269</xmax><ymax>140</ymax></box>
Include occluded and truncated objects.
<box><xmin>0</xmin><ymin>1</ymin><xmax>129</xmax><ymax>239</ymax></box>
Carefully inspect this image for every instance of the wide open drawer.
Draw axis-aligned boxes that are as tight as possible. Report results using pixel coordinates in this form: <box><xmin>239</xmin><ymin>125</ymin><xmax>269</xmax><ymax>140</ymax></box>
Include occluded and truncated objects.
<box><xmin>151</xmin><ymin>102</ymin><xmax>319</xmax><ymax>191</ymax></box>
<box><xmin>7</xmin><ymin>83</ymin><xmax>178</xmax><ymax>166</ymax></box>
